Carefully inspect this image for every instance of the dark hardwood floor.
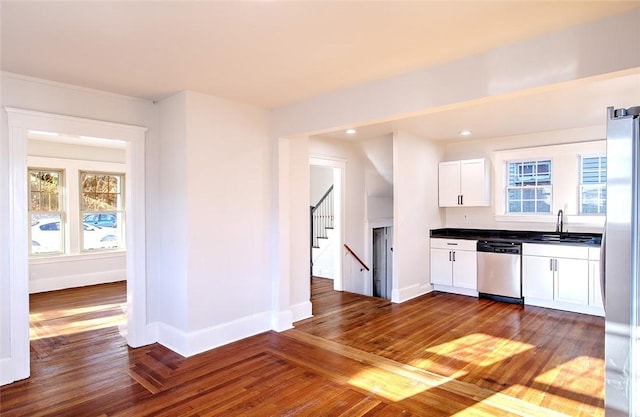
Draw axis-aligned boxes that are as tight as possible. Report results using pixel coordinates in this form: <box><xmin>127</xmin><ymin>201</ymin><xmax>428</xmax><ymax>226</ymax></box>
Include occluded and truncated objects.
<box><xmin>0</xmin><ymin>278</ymin><xmax>604</xmax><ymax>416</ymax></box>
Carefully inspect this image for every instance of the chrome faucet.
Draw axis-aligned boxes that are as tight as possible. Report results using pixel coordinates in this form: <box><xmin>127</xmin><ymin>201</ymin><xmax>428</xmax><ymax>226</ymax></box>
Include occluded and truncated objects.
<box><xmin>556</xmin><ymin>209</ymin><xmax>564</xmax><ymax>233</ymax></box>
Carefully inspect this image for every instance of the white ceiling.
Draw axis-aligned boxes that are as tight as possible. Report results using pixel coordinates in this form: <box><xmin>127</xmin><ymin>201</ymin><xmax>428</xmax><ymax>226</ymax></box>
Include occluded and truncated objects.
<box><xmin>2</xmin><ymin>1</ymin><xmax>639</xmax><ymax>110</ymax></box>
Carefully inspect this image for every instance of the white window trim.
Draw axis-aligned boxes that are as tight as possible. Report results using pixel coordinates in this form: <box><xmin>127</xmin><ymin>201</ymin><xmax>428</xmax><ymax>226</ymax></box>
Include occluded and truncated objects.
<box><xmin>494</xmin><ymin>140</ymin><xmax>605</xmax><ymax>224</ymax></box>
<box><xmin>29</xmin><ymin>156</ymin><xmax>126</xmax><ymax>256</ymax></box>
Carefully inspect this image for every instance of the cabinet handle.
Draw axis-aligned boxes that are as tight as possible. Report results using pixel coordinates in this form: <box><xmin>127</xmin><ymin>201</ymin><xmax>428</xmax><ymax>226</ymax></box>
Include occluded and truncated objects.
<box><xmin>449</xmin><ymin>251</ymin><xmax>452</xmax><ymax>261</ymax></box>
<box><xmin>555</xmin><ymin>259</ymin><xmax>559</xmax><ymax>272</ymax></box>
<box><xmin>460</xmin><ymin>195</ymin><xmax>464</xmax><ymax>205</ymax></box>
<box><xmin>550</xmin><ymin>259</ymin><xmax>553</xmax><ymax>271</ymax></box>
<box><xmin>452</xmin><ymin>251</ymin><xmax>456</xmax><ymax>262</ymax></box>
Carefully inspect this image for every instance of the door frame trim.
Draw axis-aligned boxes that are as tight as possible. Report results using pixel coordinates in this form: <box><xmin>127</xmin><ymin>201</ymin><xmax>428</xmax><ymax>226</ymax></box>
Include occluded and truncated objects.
<box><xmin>1</xmin><ymin>107</ymin><xmax>149</xmax><ymax>385</ymax></box>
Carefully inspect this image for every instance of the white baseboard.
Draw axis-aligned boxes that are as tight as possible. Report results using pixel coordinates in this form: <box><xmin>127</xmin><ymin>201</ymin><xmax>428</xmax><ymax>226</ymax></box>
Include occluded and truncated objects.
<box><xmin>391</xmin><ymin>282</ymin><xmax>432</xmax><ymax>303</ymax></box>
<box><xmin>0</xmin><ymin>357</ymin><xmax>14</xmax><ymax>386</ymax></box>
<box><xmin>290</xmin><ymin>301</ymin><xmax>312</xmax><ymax>323</ymax></box>
<box><xmin>156</xmin><ymin>311</ymin><xmax>272</xmax><ymax>357</ymax></box>
<box><xmin>432</xmin><ymin>284</ymin><xmax>479</xmax><ymax>298</ymax></box>
<box><xmin>525</xmin><ymin>297</ymin><xmax>605</xmax><ymax>317</ymax></box>
<box><xmin>29</xmin><ymin>270</ymin><xmax>126</xmax><ymax>293</ymax></box>
<box><xmin>271</xmin><ymin>309</ymin><xmax>294</xmax><ymax>332</ymax></box>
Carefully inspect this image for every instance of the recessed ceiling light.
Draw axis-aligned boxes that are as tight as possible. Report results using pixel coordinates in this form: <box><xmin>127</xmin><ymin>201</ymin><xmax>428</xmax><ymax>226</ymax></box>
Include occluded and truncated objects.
<box><xmin>345</xmin><ymin>128</ymin><xmax>357</xmax><ymax>135</ymax></box>
<box><xmin>459</xmin><ymin>130</ymin><xmax>472</xmax><ymax>136</ymax></box>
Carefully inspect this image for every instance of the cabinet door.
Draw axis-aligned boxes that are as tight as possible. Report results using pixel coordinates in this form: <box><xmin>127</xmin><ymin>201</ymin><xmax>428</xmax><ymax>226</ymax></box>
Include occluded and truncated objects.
<box><xmin>523</xmin><ymin>255</ymin><xmax>554</xmax><ymax>300</ymax></box>
<box><xmin>588</xmin><ymin>260</ymin><xmax>604</xmax><ymax>308</ymax></box>
<box><xmin>430</xmin><ymin>248</ymin><xmax>453</xmax><ymax>285</ymax></box>
<box><xmin>452</xmin><ymin>250</ymin><xmax>477</xmax><ymax>290</ymax></box>
<box><xmin>555</xmin><ymin>257</ymin><xmax>589</xmax><ymax>305</ymax></box>
<box><xmin>460</xmin><ymin>159</ymin><xmax>489</xmax><ymax>206</ymax></box>
<box><xmin>438</xmin><ymin>161</ymin><xmax>460</xmax><ymax>207</ymax></box>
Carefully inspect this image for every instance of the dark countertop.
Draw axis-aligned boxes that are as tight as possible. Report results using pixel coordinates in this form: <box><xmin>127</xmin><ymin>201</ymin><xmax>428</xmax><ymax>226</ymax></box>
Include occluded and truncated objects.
<box><xmin>430</xmin><ymin>228</ymin><xmax>602</xmax><ymax>246</ymax></box>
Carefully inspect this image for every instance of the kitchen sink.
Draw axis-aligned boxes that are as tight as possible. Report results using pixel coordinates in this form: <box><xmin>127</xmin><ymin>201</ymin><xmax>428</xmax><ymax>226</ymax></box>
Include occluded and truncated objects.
<box><xmin>530</xmin><ymin>233</ymin><xmax>599</xmax><ymax>244</ymax></box>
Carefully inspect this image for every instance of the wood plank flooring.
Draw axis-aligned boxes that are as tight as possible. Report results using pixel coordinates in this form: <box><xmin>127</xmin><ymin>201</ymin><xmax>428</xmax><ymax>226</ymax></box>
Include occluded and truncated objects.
<box><xmin>0</xmin><ymin>278</ymin><xmax>604</xmax><ymax>416</ymax></box>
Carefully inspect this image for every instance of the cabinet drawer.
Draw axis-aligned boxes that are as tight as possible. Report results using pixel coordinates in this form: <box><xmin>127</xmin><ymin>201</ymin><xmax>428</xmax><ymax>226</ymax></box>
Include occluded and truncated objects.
<box><xmin>430</xmin><ymin>238</ymin><xmax>477</xmax><ymax>251</ymax></box>
<box><xmin>522</xmin><ymin>243</ymin><xmax>588</xmax><ymax>259</ymax></box>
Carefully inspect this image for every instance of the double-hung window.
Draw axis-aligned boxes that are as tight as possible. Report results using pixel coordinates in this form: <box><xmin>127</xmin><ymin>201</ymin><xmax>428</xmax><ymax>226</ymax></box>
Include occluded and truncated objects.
<box><xmin>580</xmin><ymin>156</ymin><xmax>606</xmax><ymax>215</ymax></box>
<box><xmin>29</xmin><ymin>169</ymin><xmax>64</xmax><ymax>255</ymax></box>
<box><xmin>506</xmin><ymin>160</ymin><xmax>552</xmax><ymax>214</ymax></box>
<box><xmin>80</xmin><ymin>172</ymin><xmax>125</xmax><ymax>251</ymax></box>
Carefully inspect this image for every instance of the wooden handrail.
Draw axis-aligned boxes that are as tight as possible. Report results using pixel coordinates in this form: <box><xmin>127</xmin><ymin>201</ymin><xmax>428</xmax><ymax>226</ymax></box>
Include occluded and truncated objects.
<box><xmin>343</xmin><ymin>244</ymin><xmax>370</xmax><ymax>271</ymax></box>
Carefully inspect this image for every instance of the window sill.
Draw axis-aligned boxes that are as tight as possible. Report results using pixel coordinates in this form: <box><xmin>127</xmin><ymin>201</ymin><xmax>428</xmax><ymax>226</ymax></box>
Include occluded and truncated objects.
<box><xmin>29</xmin><ymin>250</ymin><xmax>126</xmax><ymax>264</ymax></box>
<box><xmin>494</xmin><ymin>214</ymin><xmax>605</xmax><ymax>228</ymax></box>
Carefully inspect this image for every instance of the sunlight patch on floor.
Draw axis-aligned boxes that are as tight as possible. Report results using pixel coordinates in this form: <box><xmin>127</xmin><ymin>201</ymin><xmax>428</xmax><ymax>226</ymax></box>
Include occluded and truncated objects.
<box><xmin>534</xmin><ymin>356</ymin><xmax>605</xmax><ymax>400</ymax></box>
<box><xmin>422</xmin><ymin>333</ymin><xmax>535</xmax><ymax>367</ymax></box>
<box><xmin>347</xmin><ymin>366</ymin><xmax>449</xmax><ymax>402</ymax></box>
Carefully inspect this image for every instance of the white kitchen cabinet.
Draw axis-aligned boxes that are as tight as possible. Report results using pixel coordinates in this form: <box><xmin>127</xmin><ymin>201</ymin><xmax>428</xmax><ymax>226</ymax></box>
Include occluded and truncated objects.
<box><xmin>522</xmin><ymin>243</ymin><xmax>602</xmax><ymax>316</ymax></box>
<box><xmin>438</xmin><ymin>158</ymin><xmax>490</xmax><ymax>207</ymax></box>
<box><xmin>430</xmin><ymin>239</ymin><xmax>477</xmax><ymax>292</ymax></box>
<box><xmin>588</xmin><ymin>247</ymin><xmax>604</xmax><ymax>309</ymax></box>
<box><xmin>522</xmin><ymin>255</ymin><xmax>554</xmax><ymax>300</ymax></box>
<box><xmin>555</xmin><ymin>257</ymin><xmax>589</xmax><ymax>305</ymax></box>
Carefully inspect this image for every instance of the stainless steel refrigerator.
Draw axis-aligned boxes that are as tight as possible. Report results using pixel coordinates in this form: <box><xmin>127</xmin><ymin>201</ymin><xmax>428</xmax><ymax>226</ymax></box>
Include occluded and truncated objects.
<box><xmin>604</xmin><ymin>105</ymin><xmax>640</xmax><ymax>416</ymax></box>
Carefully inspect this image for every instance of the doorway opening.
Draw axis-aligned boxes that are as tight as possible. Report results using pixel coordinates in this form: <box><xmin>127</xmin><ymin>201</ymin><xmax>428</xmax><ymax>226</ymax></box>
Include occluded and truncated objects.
<box><xmin>372</xmin><ymin>226</ymin><xmax>393</xmax><ymax>299</ymax></box>
<box><xmin>2</xmin><ymin>108</ymin><xmax>147</xmax><ymax>385</ymax></box>
<box><xmin>309</xmin><ymin>157</ymin><xmax>344</xmax><ymax>292</ymax></box>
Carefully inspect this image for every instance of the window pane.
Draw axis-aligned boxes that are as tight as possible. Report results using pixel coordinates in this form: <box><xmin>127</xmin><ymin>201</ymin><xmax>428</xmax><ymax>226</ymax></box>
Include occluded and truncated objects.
<box><xmin>81</xmin><ymin>172</ymin><xmax>123</xmax><ymax>211</ymax></box>
<box><xmin>580</xmin><ymin>156</ymin><xmax>606</xmax><ymax>214</ymax></box>
<box><xmin>506</xmin><ymin>160</ymin><xmax>552</xmax><ymax>214</ymax></box>
<box><xmin>31</xmin><ymin>213</ymin><xmax>63</xmax><ymax>254</ymax></box>
<box><xmin>28</xmin><ymin>169</ymin><xmax>62</xmax><ymax>212</ymax></box>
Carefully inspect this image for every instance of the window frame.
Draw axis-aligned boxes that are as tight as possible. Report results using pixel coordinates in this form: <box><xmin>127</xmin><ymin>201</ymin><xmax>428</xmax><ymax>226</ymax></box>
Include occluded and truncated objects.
<box><xmin>505</xmin><ymin>158</ymin><xmax>553</xmax><ymax>215</ymax></box>
<box><xmin>28</xmin><ymin>155</ymin><xmax>127</xmax><ymax>258</ymax></box>
<box><xmin>28</xmin><ymin>167</ymin><xmax>66</xmax><ymax>256</ymax></box>
<box><xmin>578</xmin><ymin>154</ymin><xmax>607</xmax><ymax>216</ymax></box>
<box><xmin>79</xmin><ymin>170</ymin><xmax>126</xmax><ymax>252</ymax></box>
<box><xmin>493</xmin><ymin>139</ymin><xmax>606</xmax><ymax>226</ymax></box>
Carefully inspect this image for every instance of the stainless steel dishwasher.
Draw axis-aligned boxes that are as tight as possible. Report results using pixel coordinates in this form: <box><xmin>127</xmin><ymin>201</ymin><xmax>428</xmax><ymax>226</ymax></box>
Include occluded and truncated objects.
<box><xmin>477</xmin><ymin>240</ymin><xmax>523</xmax><ymax>304</ymax></box>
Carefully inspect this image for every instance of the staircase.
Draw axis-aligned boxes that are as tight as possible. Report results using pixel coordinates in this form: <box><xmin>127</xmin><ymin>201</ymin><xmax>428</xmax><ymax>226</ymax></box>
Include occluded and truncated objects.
<box><xmin>310</xmin><ymin>186</ymin><xmax>334</xmax><ymax>276</ymax></box>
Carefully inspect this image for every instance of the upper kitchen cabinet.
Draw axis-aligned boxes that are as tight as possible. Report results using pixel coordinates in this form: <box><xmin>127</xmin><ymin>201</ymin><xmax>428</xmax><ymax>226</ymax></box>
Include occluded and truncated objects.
<box><xmin>438</xmin><ymin>158</ymin><xmax>490</xmax><ymax>207</ymax></box>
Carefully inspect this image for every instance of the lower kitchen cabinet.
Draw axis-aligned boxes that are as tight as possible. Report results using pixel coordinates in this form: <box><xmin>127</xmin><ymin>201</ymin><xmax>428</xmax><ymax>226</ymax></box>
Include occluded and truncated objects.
<box><xmin>430</xmin><ymin>238</ymin><xmax>477</xmax><ymax>295</ymax></box>
<box><xmin>522</xmin><ymin>243</ymin><xmax>603</xmax><ymax>316</ymax></box>
<box><xmin>588</xmin><ymin>247</ymin><xmax>604</xmax><ymax>309</ymax></box>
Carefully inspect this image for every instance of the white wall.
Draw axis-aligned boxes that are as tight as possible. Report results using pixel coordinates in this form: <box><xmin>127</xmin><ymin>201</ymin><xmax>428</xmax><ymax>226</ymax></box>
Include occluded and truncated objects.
<box><xmin>392</xmin><ymin>131</ymin><xmax>445</xmax><ymax>302</ymax></box>
<box><xmin>0</xmin><ymin>73</ymin><xmax>158</xmax><ymax>362</ymax></box>
<box><xmin>155</xmin><ymin>90</ymin><xmax>273</xmax><ymax>355</ymax></box>
<box><xmin>442</xmin><ymin>125</ymin><xmax>606</xmax><ymax>233</ymax></box>
<box><xmin>310</xmin><ymin>165</ymin><xmax>333</xmax><ymax>205</ymax></box>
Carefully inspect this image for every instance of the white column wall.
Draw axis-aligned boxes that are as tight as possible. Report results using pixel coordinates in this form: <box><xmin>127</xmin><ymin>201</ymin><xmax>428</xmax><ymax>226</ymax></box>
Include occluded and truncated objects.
<box><xmin>288</xmin><ymin>137</ymin><xmax>312</xmax><ymax>321</ymax></box>
<box><xmin>157</xmin><ymin>92</ymin><xmax>189</xmax><ymax>331</ymax></box>
<box><xmin>392</xmin><ymin>131</ymin><xmax>445</xmax><ymax>302</ymax></box>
